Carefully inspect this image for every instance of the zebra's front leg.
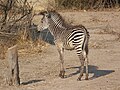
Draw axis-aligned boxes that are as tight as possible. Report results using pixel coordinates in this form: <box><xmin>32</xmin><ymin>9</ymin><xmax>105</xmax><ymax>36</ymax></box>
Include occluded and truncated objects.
<box><xmin>57</xmin><ymin>47</ymin><xmax>65</xmax><ymax>78</ymax></box>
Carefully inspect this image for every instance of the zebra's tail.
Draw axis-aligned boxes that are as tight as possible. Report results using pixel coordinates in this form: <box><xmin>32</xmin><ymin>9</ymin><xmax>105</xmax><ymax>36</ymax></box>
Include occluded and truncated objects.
<box><xmin>82</xmin><ymin>26</ymin><xmax>90</xmax><ymax>56</ymax></box>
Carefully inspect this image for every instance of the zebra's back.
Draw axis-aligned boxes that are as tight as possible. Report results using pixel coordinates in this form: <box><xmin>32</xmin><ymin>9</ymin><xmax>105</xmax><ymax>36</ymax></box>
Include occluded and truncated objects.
<box><xmin>62</xmin><ymin>25</ymin><xmax>89</xmax><ymax>55</ymax></box>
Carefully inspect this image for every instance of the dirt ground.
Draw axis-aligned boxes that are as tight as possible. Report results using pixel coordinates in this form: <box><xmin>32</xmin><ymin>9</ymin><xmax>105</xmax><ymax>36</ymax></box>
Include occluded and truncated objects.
<box><xmin>0</xmin><ymin>11</ymin><xmax>120</xmax><ymax>90</ymax></box>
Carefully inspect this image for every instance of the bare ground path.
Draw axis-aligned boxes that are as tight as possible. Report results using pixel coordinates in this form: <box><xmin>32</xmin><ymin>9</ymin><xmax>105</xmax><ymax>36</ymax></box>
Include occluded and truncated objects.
<box><xmin>0</xmin><ymin>11</ymin><xmax>120</xmax><ymax>90</ymax></box>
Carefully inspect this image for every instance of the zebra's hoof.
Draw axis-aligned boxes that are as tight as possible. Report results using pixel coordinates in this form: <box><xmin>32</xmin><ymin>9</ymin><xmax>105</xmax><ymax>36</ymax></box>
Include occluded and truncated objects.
<box><xmin>85</xmin><ymin>77</ymin><xmax>88</xmax><ymax>80</ymax></box>
<box><xmin>59</xmin><ymin>70</ymin><xmax>65</xmax><ymax>78</ymax></box>
<box><xmin>59</xmin><ymin>74</ymin><xmax>65</xmax><ymax>78</ymax></box>
<box><xmin>85</xmin><ymin>74</ymin><xmax>89</xmax><ymax>80</ymax></box>
<box><xmin>60</xmin><ymin>75</ymin><xmax>64</xmax><ymax>78</ymax></box>
<box><xmin>77</xmin><ymin>77</ymin><xmax>81</xmax><ymax>81</ymax></box>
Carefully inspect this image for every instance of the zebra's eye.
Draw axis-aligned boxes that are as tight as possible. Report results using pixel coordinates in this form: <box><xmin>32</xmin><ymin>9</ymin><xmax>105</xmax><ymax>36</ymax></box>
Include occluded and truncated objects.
<box><xmin>46</xmin><ymin>14</ymin><xmax>51</xmax><ymax>18</ymax></box>
<box><xmin>41</xmin><ymin>20</ymin><xmax>43</xmax><ymax>23</ymax></box>
<box><xmin>41</xmin><ymin>16</ymin><xmax>44</xmax><ymax>23</ymax></box>
<box><xmin>41</xmin><ymin>19</ymin><xmax>43</xmax><ymax>23</ymax></box>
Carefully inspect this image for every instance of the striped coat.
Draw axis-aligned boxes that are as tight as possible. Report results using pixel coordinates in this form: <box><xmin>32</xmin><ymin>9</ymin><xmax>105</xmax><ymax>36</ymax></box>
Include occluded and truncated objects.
<box><xmin>40</xmin><ymin>10</ymin><xmax>90</xmax><ymax>81</ymax></box>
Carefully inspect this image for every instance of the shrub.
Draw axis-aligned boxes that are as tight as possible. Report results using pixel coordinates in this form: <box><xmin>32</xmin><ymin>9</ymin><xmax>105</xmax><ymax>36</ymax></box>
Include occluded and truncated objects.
<box><xmin>55</xmin><ymin>0</ymin><xmax>120</xmax><ymax>10</ymax></box>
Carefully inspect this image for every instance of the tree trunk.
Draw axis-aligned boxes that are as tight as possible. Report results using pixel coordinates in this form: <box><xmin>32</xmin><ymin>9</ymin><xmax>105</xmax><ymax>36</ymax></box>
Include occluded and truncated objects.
<box><xmin>6</xmin><ymin>45</ymin><xmax>20</xmax><ymax>86</ymax></box>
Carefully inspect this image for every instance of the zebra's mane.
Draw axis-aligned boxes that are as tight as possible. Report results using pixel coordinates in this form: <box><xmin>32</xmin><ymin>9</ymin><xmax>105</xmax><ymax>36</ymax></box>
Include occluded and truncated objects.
<box><xmin>49</xmin><ymin>11</ymin><xmax>69</xmax><ymax>28</ymax></box>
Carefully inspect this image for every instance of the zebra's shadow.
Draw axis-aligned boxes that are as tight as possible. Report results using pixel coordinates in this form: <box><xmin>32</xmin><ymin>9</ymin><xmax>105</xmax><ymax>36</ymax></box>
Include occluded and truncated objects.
<box><xmin>21</xmin><ymin>79</ymin><xmax>45</xmax><ymax>85</ymax></box>
<box><xmin>65</xmin><ymin>65</ymin><xmax>115</xmax><ymax>80</ymax></box>
<box><xmin>38</xmin><ymin>29</ymin><xmax>55</xmax><ymax>45</ymax></box>
<box><xmin>29</xmin><ymin>24</ymin><xmax>54</xmax><ymax>45</ymax></box>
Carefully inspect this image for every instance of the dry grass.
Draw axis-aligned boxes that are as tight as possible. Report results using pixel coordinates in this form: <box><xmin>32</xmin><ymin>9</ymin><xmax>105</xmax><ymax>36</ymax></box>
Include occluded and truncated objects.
<box><xmin>0</xmin><ymin>33</ymin><xmax>46</xmax><ymax>59</ymax></box>
<box><xmin>55</xmin><ymin>0</ymin><xmax>120</xmax><ymax>10</ymax></box>
<box><xmin>0</xmin><ymin>33</ymin><xmax>18</xmax><ymax>59</ymax></box>
<box><xmin>18</xmin><ymin>39</ymin><xmax>46</xmax><ymax>56</ymax></box>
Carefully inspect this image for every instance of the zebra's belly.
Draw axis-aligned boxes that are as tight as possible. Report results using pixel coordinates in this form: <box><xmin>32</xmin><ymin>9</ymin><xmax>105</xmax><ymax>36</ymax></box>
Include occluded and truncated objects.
<box><xmin>64</xmin><ymin>41</ymin><xmax>75</xmax><ymax>50</ymax></box>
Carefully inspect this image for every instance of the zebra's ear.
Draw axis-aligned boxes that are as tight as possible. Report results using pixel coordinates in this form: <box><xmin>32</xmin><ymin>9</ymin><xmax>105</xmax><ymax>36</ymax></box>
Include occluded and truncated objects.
<box><xmin>39</xmin><ymin>11</ymin><xmax>51</xmax><ymax>18</ymax></box>
<box><xmin>39</xmin><ymin>11</ymin><xmax>47</xmax><ymax>16</ymax></box>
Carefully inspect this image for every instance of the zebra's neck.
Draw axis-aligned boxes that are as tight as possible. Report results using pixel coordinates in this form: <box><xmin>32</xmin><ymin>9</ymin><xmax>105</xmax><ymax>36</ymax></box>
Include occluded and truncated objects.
<box><xmin>48</xmin><ymin>18</ymin><xmax>66</xmax><ymax>38</ymax></box>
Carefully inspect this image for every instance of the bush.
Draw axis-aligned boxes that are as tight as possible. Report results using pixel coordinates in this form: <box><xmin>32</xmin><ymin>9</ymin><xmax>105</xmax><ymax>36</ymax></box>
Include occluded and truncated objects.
<box><xmin>0</xmin><ymin>0</ymin><xmax>42</xmax><ymax>59</ymax></box>
<box><xmin>55</xmin><ymin>0</ymin><xmax>120</xmax><ymax>10</ymax></box>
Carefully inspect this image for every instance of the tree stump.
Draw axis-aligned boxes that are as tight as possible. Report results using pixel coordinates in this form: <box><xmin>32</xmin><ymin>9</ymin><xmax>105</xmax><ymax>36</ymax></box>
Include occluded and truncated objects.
<box><xmin>6</xmin><ymin>45</ymin><xmax>20</xmax><ymax>86</ymax></box>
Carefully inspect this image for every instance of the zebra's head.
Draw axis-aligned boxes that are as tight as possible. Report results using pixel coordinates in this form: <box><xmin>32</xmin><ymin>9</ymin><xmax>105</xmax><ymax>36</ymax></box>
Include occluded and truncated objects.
<box><xmin>39</xmin><ymin>10</ymin><xmax>66</xmax><ymax>31</ymax></box>
<box><xmin>39</xmin><ymin>11</ymin><xmax>51</xmax><ymax>30</ymax></box>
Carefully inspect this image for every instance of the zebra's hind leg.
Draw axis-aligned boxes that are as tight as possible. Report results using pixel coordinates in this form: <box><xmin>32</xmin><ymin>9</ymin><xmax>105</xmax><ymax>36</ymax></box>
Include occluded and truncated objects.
<box><xmin>85</xmin><ymin>44</ymin><xmax>89</xmax><ymax>80</ymax></box>
<box><xmin>57</xmin><ymin>46</ymin><xmax>65</xmax><ymax>78</ymax></box>
<box><xmin>85</xmin><ymin>56</ymin><xmax>89</xmax><ymax>80</ymax></box>
<box><xmin>77</xmin><ymin>54</ymin><xmax>85</xmax><ymax>81</ymax></box>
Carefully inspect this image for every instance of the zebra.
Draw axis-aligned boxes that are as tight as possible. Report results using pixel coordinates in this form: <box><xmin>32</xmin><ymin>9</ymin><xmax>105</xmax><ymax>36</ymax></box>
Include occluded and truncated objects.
<box><xmin>39</xmin><ymin>10</ymin><xmax>90</xmax><ymax>81</ymax></box>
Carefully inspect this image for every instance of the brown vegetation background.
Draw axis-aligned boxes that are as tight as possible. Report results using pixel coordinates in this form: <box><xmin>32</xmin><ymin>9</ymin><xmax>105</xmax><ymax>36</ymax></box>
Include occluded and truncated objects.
<box><xmin>55</xmin><ymin>0</ymin><xmax>120</xmax><ymax>10</ymax></box>
<box><xmin>0</xmin><ymin>0</ymin><xmax>120</xmax><ymax>58</ymax></box>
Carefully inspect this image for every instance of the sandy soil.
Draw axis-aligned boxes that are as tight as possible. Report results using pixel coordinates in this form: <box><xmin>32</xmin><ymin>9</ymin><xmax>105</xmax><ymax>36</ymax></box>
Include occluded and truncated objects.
<box><xmin>0</xmin><ymin>11</ymin><xmax>120</xmax><ymax>90</ymax></box>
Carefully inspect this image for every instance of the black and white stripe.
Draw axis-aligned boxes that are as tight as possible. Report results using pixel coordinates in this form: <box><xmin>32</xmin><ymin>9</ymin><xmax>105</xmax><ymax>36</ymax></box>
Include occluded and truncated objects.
<box><xmin>40</xmin><ymin>11</ymin><xmax>90</xmax><ymax>80</ymax></box>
